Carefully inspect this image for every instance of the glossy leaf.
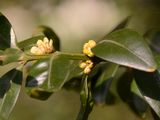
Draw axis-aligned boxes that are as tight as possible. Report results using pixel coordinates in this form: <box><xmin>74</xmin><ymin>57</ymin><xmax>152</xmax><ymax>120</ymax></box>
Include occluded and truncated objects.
<box><xmin>49</xmin><ymin>52</ymin><xmax>82</xmax><ymax>91</ymax></box>
<box><xmin>34</xmin><ymin>26</ymin><xmax>60</xmax><ymax>51</ymax></box>
<box><xmin>92</xmin><ymin>62</ymin><xmax>118</xmax><ymax>104</ymax></box>
<box><xmin>26</xmin><ymin>52</ymin><xmax>83</xmax><ymax>100</ymax></box>
<box><xmin>76</xmin><ymin>75</ymin><xmax>93</xmax><ymax>120</ymax></box>
<box><xmin>134</xmin><ymin>70</ymin><xmax>160</xmax><ymax>118</ymax></box>
<box><xmin>26</xmin><ymin>59</ymin><xmax>49</xmax><ymax>88</ymax></box>
<box><xmin>25</xmin><ymin>58</ymin><xmax>53</xmax><ymax>100</ymax></box>
<box><xmin>92</xmin><ymin>28</ymin><xmax>157</xmax><ymax>72</ymax></box>
<box><xmin>17</xmin><ymin>35</ymin><xmax>44</xmax><ymax>51</ymax></box>
<box><xmin>0</xmin><ymin>67</ymin><xmax>22</xmax><ymax>119</ymax></box>
<box><xmin>0</xmin><ymin>13</ymin><xmax>17</xmax><ymax>49</ymax></box>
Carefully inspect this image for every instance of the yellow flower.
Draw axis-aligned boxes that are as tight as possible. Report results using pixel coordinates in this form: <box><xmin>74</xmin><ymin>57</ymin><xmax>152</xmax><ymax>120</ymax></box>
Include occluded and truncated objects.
<box><xmin>83</xmin><ymin>40</ymin><xmax>96</xmax><ymax>57</ymax></box>
<box><xmin>30</xmin><ymin>37</ymin><xmax>54</xmax><ymax>55</ymax></box>
<box><xmin>79</xmin><ymin>60</ymin><xmax>93</xmax><ymax>74</ymax></box>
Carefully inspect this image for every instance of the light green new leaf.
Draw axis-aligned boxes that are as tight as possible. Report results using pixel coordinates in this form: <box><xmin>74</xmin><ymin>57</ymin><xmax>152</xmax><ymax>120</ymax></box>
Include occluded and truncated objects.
<box><xmin>92</xmin><ymin>28</ymin><xmax>157</xmax><ymax>72</ymax></box>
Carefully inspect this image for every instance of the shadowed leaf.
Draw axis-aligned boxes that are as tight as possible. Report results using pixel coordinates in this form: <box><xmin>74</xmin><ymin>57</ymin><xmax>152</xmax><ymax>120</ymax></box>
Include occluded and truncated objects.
<box><xmin>134</xmin><ymin>70</ymin><xmax>160</xmax><ymax>118</ymax></box>
<box><xmin>25</xmin><ymin>58</ymin><xmax>53</xmax><ymax>100</ymax></box>
<box><xmin>34</xmin><ymin>26</ymin><xmax>60</xmax><ymax>51</ymax></box>
<box><xmin>0</xmin><ymin>67</ymin><xmax>22</xmax><ymax>119</ymax></box>
<box><xmin>91</xmin><ymin>62</ymin><xmax>118</xmax><ymax>105</ymax></box>
<box><xmin>117</xmin><ymin>70</ymin><xmax>148</xmax><ymax>116</ymax></box>
<box><xmin>0</xmin><ymin>62</ymin><xmax>19</xmax><ymax>77</ymax></box>
<box><xmin>0</xmin><ymin>13</ymin><xmax>17</xmax><ymax>49</ymax></box>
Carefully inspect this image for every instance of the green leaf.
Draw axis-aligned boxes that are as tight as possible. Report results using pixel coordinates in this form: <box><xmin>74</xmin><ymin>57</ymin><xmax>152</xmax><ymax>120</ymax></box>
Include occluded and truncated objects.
<box><xmin>25</xmin><ymin>58</ymin><xmax>53</xmax><ymax>100</ymax></box>
<box><xmin>131</xmin><ymin>81</ymin><xmax>156</xmax><ymax>119</ymax></box>
<box><xmin>131</xmin><ymin>80</ymin><xmax>160</xmax><ymax>119</ymax></box>
<box><xmin>117</xmin><ymin>69</ymin><xmax>148</xmax><ymax>116</ymax></box>
<box><xmin>134</xmin><ymin>70</ymin><xmax>160</xmax><ymax>118</ymax></box>
<box><xmin>0</xmin><ymin>13</ymin><xmax>17</xmax><ymax>49</ymax></box>
<box><xmin>92</xmin><ymin>28</ymin><xmax>157</xmax><ymax>72</ymax></box>
<box><xmin>155</xmin><ymin>55</ymin><xmax>160</xmax><ymax>68</ymax></box>
<box><xmin>26</xmin><ymin>52</ymin><xmax>83</xmax><ymax>100</ymax></box>
<box><xmin>76</xmin><ymin>75</ymin><xmax>93</xmax><ymax>120</ymax></box>
<box><xmin>34</xmin><ymin>26</ymin><xmax>60</xmax><ymax>51</ymax></box>
<box><xmin>17</xmin><ymin>35</ymin><xmax>44</xmax><ymax>51</ymax></box>
<box><xmin>92</xmin><ymin>62</ymin><xmax>118</xmax><ymax>105</ymax></box>
<box><xmin>0</xmin><ymin>67</ymin><xmax>22</xmax><ymax>119</ymax></box>
<box><xmin>0</xmin><ymin>62</ymin><xmax>19</xmax><ymax>77</ymax></box>
<box><xmin>131</xmin><ymin>80</ymin><xmax>142</xmax><ymax>98</ymax></box>
<box><xmin>2</xmin><ymin>48</ymin><xmax>22</xmax><ymax>65</ymax></box>
<box><xmin>49</xmin><ymin>52</ymin><xmax>82</xmax><ymax>91</ymax></box>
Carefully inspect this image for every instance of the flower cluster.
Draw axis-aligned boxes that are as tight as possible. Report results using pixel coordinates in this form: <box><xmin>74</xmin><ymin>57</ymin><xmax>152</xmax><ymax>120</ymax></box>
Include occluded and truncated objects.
<box><xmin>30</xmin><ymin>37</ymin><xmax>54</xmax><ymax>55</ymax></box>
<box><xmin>83</xmin><ymin>40</ymin><xmax>96</xmax><ymax>57</ymax></box>
<box><xmin>79</xmin><ymin>60</ymin><xmax>94</xmax><ymax>74</ymax></box>
<box><xmin>79</xmin><ymin>40</ymin><xmax>96</xmax><ymax>74</ymax></box>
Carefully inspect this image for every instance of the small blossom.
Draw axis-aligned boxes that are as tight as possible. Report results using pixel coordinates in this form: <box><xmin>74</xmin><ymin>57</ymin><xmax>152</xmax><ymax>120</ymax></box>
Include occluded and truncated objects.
<box><xmin>79</xmin><ymin>62</ymin><xmax>87</xmax><ymax>69</ymax></box>
<box><xmin>79</xmin><ymin>60</ymin><xmax>94</xmax><ymax>74</ymax></box>
<box><xmin>84</xmin><ymin>66</ymin><xmax>91</xmax><ymax>74</ymax></box>
<box><xmin>83</xmin><ymin>40</ymin><xmax>96</xmax><ymax>57</ymax></box>
<box><xmin>30</xmin><ymin>37</ymin><xmax>54</xmax><ymax>55</ymax></box>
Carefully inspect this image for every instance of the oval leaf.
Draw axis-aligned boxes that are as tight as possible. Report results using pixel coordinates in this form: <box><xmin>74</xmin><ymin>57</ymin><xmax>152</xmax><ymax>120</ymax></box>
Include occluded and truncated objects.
<box><xmin>92</xmin><ymin>28</ymin><xmax>157</xmax><ymax>72</ymax></box>
<box><xmin>49</xmin><ymin>52</ymin><xmax>82</xmax><ymax>91</ymax></box>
